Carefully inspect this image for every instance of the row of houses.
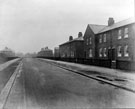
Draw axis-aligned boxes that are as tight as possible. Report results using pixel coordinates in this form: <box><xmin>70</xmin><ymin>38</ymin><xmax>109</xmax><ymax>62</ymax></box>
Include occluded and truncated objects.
<box><xmin>58</xmin><ymin>17</ymin><xmax>135</xmax><ymax>70</ymax></box>
<box><xmin>0</xmin><ymin>47</ymin><xmax>16</xmax><ymax>57</ymax></box>
<box><xmin>37</xmin><ymin>47</ymin><xmax>53</xmax><ymax>57</ymax></box>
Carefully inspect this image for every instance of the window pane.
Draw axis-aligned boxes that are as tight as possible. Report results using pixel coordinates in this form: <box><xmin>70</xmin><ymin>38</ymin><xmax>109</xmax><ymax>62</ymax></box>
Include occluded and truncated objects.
<box><xmin>99</xmin><ymin>48</ymin><xmax>102</xmax><ymax>57</ymax></box>
<box><xmin>124</xmin><ymin>28</ymin><xmax>129</xmax><ymax>38</ymax></box>
<box><xmin>104</xmin><ymin>34</ymin><xmax>106</xmax><ymax>42</ymax></box>
<box><xmin>89</xmin><ymin>37</ymin><xmax>92</xmax><ymax>44</ymax></box>
<box><xmin>104</xmin><ymin>48</ymin><xmax>107</xmax><ymax>57</ymax></box>
<box><xmin>89</xmin><ymin>49</ymin><xmax>92</xmax><ymax>57</ymax></box>
<box><xmin>99</xmin><ymin>35</ymin><xmax>102</xmax><ymax>43</ymax></box>
<box><xmin>117</xmin><ymin>46</ymin><xmax>122</xmax><ymax>57</ymax></box>
<box><xmin>118</xmin><ymin>29</ymin><xmax>122</xmax><ymax>39</ymax></box>
<box><xmin>124</xmin><ymin>45</ymin><xmax>129</xmax><ymax>57</ymax></box>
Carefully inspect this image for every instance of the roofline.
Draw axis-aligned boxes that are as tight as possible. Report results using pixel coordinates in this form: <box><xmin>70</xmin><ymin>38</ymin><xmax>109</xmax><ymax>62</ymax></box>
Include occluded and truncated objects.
<box><xmin>88</xmin><ymin>24</ymin><xmax>106</xmax><ymax>26</ymax></box>
<box><xmin>59</xmin><ymin>39</ymin><xmax>84</xmax><ymax>46</ymax></box>
<box><xmin>97</xmin><ymin>17</ymin><xmax>135</xmax><ymax>34</ymax></box>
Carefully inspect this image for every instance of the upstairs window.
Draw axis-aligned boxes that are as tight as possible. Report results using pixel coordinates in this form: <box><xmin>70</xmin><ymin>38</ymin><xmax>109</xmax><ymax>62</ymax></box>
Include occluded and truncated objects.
<box><xmin>86</xmin><ymin>38</ymin><xmax>89</xmax><ymax>45</ymax></box>
<box><xmin>117</xmin><ymin>46</ymin><xmax>122</xmax><ymax>57</ymax></box>
<box><xmin>124</xmin><ymin>45</ymin><xmax>129</xmax><ymax>57</ymax></box>
<box><xmin>89</xmin><ymin>49</ymin><xmax>92</xmax><ymax>57</ymax></box>
<box><xmin>124</xmin><ymin>27</ymin><xmax>129</xmax><ymax>38</ymax></box>
<box><xmin>103</xmin><ymin>34</ymin><xmax>107</xmax><ymax>42</ymax></box>
<box><xmin>89</xmin><ymin>37</ymin><xmax>92</xmax><ymax>44</ymax></box>
<box><xmin>99</xmin><ymin>48</ymin><xmax>102</xmax><ymax>57</ymax></box>
<box><xmin>118</xmin><ymin>29</ymin><xmax>122</xmax><ymax>39</ymax></box>
<box><xmin>103</xmin><ymin>48</ymin><xmax>107</xmax><ymax>57</ymax></box>
<box><xmin>99</xmin><ymin>35</ymin><xmax>102</xmax><ymax>43</ymax></box>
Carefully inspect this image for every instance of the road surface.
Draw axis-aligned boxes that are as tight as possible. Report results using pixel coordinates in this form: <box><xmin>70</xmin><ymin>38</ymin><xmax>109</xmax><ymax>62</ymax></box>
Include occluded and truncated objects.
<box><xmin>1</xmin><ymin>58</ymin><xmax>135</xmax><ymax>109</ymax></box>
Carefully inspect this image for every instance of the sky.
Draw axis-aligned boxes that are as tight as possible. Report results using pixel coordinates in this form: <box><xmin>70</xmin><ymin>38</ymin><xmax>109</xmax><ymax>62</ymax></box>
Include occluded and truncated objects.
<box><xmin>0</xmin><ymin>0</ymin><xmax>134</xmax><ymax>53</ymax></box>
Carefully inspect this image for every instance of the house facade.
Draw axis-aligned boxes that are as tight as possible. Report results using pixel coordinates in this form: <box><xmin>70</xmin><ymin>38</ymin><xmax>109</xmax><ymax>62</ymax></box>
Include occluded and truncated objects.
<box><xmin>84</xmin><ymin>24</ymin><xmax>105</xmax><ymax>59</ymax></box>
<box><xmin>59</xmin><ymin>32</ymin><xmax>84</xmax><ymax>61</ymax></box>
<box><xmin>96</xmin><ymin>18</ymin><xmax>135</xmax><ymax>70</ymax></box>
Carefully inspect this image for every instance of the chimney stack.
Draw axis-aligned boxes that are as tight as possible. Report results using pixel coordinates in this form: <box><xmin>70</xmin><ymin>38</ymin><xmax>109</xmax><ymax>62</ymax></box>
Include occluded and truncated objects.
<box><xmin>69</xmin><ymin>36</ymin><xmax>73</xmax><ymax>41</ymax></box>
<box><xmin>108</xmin><ymin>17</ymin><xmax>115</xmax><ymax>26</ymax></box>
<box><xmin>78</xmin><ymin>32</ymin><xmax>83</xmax><ymax>38</ymax></box>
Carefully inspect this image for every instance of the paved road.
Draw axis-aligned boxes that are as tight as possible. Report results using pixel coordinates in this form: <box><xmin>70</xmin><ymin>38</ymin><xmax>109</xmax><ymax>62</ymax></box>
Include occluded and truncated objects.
<box><xmin>2</xmin><ymin>58</ymin><xmax>135</xmax><ymax>108</ymax></box>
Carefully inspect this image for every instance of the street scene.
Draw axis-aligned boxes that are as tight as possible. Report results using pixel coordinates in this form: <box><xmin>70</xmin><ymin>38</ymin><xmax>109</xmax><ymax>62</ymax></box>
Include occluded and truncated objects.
<box><xmin>0</xmin><ymin>0</ymin><xmax>135</xmax><ymax>108</ymax></box>
<box><xmin>0</xmin><ymin>58</ymin><xmax>135</xmax><ymax>109</ymax></box>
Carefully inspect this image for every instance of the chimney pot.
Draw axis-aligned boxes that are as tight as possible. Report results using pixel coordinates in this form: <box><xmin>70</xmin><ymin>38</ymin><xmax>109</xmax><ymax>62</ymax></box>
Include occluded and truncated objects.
<box><xmin>78</xmin><ymin>32</ymin><xmax>83</xmax><ymax>38</ymax></box>
<box><xmin>108</xmin><ymin>17</ymin><xmax>115</xmax><ymax>26</ymax></box>
<box><xmin>69</xmin><ymin>36</ymin><xmax>73</xmax><ymax>41</ymax></box>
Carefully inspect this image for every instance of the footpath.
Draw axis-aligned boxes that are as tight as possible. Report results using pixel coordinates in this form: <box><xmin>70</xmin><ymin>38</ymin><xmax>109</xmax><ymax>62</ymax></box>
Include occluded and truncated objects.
<box><xmin>39</xmin><ymin>58</ymin><xmax>135</xmax><ymax>93</ymax></box>
<box><xmin>0</xmin><ymin>58</ymin><xmax>21</xmax><ymax>71</ymax></box>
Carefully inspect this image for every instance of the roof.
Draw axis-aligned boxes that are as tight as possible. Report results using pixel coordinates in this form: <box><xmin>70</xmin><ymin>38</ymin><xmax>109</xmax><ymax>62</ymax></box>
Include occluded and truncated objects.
<box><xmin>59</xmin><ymin>36</ymin><xmax>84</xmax><ymax>46</ymax></box>
<box><xmin>44</xmin><ymin>49</ymin><xmax>52</xmax><ymax>51</ymax></box>
<box><xmin>88</xmin><ymin>24</ymin><xmax>106</xmax><ymax>34</ymax></box>
<box><xmin>98</xmin><ymin>17</ymin><xmax>135</xmax><ymax>33</ymax></box>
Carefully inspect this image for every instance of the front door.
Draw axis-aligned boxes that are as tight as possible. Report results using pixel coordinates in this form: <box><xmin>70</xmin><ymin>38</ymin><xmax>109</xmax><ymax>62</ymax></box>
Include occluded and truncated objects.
<box><xmin>108</xmin><ymin>48</ymin><xmax>116</xmax><ymax>68</ymax></box>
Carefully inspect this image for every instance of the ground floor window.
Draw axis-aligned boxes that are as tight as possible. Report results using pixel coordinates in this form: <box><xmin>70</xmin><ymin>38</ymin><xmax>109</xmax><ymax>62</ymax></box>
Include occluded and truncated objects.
<box><xmin>89</xmin><ymin>49</ymin><xmax>92</xmax><ymax>57</ymax></box>
<box><xmin>99</xmin><ymin>48</ymin><xmax>102</xmax><ymax>57</ymax></box>
<box><xmin>103</xmin><ymin>48</ymin><xmax>107</xmax><ymax>57</ymax></box>
<box><xmin>117</xmin><ymin>46</ymin><xmax>122</xmax><ymax>57</ymax></box>
<box><xmin>124</xmin><ymin>45</ymin><xmax>129</xmax><ymax>57</ymax></box>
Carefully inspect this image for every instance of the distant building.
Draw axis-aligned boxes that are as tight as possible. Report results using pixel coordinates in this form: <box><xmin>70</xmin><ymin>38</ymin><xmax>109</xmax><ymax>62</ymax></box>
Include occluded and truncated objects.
<box><xmin>54</xmin><ymin>47</ymin><xmax>60</xmax><ymax>58</ymax></box>
<box><xmin>0</xmin><ymin>47</ymin><xmax>15</xmax><ymax>57</ymax></box>
<box><xmin>37</xmin><ymin>47</ymin><xmax>53</xmax><ymax>57</ymax></box>
<box><xmin>16</xmin><ymin>52</ymin><xmax>24</xmax><ymax>57</ymax></box>
<box><xmin>59</xmin><ymin>32</ymin><xmax>84</xmax><ymax>59</ymax></box>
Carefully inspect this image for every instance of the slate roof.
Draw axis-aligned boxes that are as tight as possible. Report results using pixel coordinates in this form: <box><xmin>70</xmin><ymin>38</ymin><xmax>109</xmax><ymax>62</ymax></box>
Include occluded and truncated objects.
<box><xmin>88</xmin><ymin>24</ymin><xmax>106</xmax><ymax>34</ymax></box>
<box><xmin>59</xmin><ymin>36</ymin><xmax>84</xmax><ymax>46</ymax></box>
<box><xmin>98</xmin><ymin>17</ymin><xmax>135</xmax><ymax>33</ymax></box>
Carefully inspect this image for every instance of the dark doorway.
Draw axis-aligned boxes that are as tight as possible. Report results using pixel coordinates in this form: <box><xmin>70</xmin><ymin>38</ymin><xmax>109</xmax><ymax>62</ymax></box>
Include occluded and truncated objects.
<box><xmin>108</xmin><ymin>48</ymin><xmax>116</xmax><ymax>68</ymax></box>
<box><xmin>112</xmin><ymin>48</ymin><xmax>116</xmax><ymax>61</ymax></box>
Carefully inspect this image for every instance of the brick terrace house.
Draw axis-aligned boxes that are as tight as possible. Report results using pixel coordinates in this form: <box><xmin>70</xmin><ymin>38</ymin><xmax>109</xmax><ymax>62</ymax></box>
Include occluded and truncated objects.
<box><xmin>96</xmin><ymin>17</ymin><xmax>135</xmax><ymax>70</ymax></box>
<box><xmin>59</xmin><ymin>32</ymin><xmax>84</xmax><ymax>62</ymax></box>
<box><xmin>83</xmin><ymin>24</ymin><xmax>106</xmax><ymax>63</ymax></box>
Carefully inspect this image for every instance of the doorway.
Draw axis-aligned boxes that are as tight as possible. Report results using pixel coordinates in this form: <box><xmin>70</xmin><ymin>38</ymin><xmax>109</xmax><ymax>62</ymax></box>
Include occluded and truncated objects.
<box><xmin>108</xmin><ymin>48</ymin><xmax>116</xmax><ymax>68</ymax></box>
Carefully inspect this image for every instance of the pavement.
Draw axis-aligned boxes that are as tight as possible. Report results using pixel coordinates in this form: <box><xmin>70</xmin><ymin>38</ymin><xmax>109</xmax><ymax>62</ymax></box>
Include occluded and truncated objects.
<box><xmin>39</xmin><ymin>58</ymin><xmax>135</xmax><ymax>92</ymax></box>
<box><xmin>0</xmin><ymin>58</ymin><xmax>22</xmax><ymax>109</ymax></box>
<box><xmin>0</xmin><ymin>58</ymin><xmax>21</xmax><ymax>71</ymax></box>
<box><xmin>0</xmin><ymin>61</ymin><xmax>22</xmax><ymax>109</ymax></box>
<box><xmin>1</xmin><ymin>58</ymin><xmax>135</xmax><ymax>108</ymax></box>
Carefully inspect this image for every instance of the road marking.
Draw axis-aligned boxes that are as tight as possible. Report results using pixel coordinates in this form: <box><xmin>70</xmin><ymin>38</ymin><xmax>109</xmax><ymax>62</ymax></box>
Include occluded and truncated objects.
<box><xmin>0</xmin><ymin>61</ymin><xmax>22</xmax><ymax>109</ymax></box>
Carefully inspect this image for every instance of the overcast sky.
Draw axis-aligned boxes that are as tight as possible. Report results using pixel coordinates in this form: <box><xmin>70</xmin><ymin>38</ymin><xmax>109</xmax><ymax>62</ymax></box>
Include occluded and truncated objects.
<box><xmin>0</xmin><ymin>0</ymin><xmax>134</xmax><ymax>53</ymax></box>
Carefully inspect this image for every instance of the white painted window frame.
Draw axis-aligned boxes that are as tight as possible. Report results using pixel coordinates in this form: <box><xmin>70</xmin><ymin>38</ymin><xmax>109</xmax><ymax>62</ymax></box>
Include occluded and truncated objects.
<box><xmin>124</xmin><ymin>45</ymin><xmax>129</xmax><ymax>57</ymax></box>
<box><xmin>104</xmin><ymin>48</ymin><xmax>107</xmax><ymax>57</ymax></box>
<box><xmin>118</xmin><ymin>29</ymin><xmax>122</xmax><ymax>39</ymax></box>
<box><xmin>89</xmin><ymin>49</ymin><xmax>92</xmax><ymax>57</ymax></box>
<box><xmin>99</xmin><ymin>48</ymin><xmax>102</xmax><ymax>57</ymax></box>
<box><xmin>124</xmin><ymin>27</ymin><xmax>129</xmax><ymax>38</ymax></box>
<box><xmin>117</xmin><ymin>46</ymin><xmax>122</xmax><ymax>57</ymax></box>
